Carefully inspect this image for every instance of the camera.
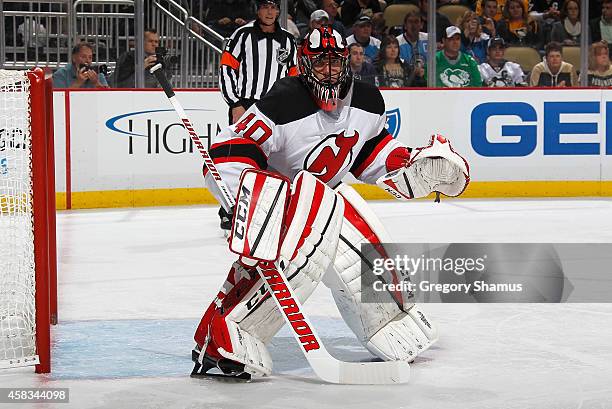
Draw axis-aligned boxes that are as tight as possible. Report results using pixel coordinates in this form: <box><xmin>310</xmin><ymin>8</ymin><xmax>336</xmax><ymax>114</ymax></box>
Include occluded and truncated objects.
<box><xmin>79</xmin><ymin>63</ymin><xmax>109</xmax><ymax>76</ymax></box>
<box><xmin>155</xmin><ymin>47</ymin><xmax>179</xmax><ymax>67</ymax></box>
<box><xmin>414</xmin><ymin>55</ymin><xmax>425</xmax><ymax>69</ymax></box>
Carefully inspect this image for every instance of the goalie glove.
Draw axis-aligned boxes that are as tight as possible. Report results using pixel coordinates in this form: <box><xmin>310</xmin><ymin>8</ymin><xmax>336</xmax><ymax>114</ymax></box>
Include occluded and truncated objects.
<box><xmin>376</xmin><ymin>134</ymin><xmax>470</xmax><ymax>200</ymax></box>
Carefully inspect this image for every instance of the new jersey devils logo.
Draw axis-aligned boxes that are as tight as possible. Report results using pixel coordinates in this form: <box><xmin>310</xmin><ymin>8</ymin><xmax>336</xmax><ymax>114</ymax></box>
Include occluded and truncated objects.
<box><xmin>304</xmin><ymin>131</ymin><xmax>359</xmax><ymax>183</ymax></box>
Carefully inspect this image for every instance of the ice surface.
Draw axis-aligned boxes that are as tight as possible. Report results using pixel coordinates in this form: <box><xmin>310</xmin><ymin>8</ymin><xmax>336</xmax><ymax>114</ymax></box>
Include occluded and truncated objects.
<box><xmin>2</xmin><ymin>199</ymin><xmax>612</xmax><ymax>408</ymax></box>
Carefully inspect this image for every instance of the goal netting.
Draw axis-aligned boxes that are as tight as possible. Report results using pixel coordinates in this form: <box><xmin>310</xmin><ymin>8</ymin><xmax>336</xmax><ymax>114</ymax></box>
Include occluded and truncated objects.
<box><xmin>0</xmin><ymin>69</ymin><xmax>54</xmax><ymax>372</ymax></box>
<box><xmin>0</xmin><ymin>70</ymin><xmax>38</xmax><ymax>369</ymax></box>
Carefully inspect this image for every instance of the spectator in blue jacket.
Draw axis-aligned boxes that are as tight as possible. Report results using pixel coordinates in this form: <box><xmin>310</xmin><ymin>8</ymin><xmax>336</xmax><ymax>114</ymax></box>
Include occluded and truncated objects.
<box><xmin>457</xmin><ymin>10</ymin><xmax>490</xmax><ymax>64</ymax></box>
<box><xmin>397</xmin><ymin>10</ymin><xmax>428</xmax><ymax>68</ymax></box>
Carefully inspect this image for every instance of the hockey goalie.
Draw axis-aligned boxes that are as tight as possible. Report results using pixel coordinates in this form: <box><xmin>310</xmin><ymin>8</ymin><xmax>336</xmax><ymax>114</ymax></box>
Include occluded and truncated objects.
<box><xmin>192</xmin><ymin>26</ymin><xmax>470</xmax><ymax>380</ymax></box>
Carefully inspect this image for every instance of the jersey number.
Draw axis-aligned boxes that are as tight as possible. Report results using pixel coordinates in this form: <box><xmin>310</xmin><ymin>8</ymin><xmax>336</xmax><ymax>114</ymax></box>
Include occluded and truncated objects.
<box><xmin>234</xmin><ymin>113</ymin><xmax>272</xmax><ymax>145</ymax></box>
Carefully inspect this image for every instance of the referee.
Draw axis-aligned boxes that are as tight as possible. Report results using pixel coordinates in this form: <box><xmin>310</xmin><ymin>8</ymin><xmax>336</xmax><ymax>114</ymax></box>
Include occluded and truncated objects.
<box><xmin>216</xmin><ymin>0</ymin><xmax>298</xmax><ymax>232</ymax></box>
<box><xmin>220</xmin><ymin>0</ymin><xmax>298</xmax><ymax>124</ymax></box>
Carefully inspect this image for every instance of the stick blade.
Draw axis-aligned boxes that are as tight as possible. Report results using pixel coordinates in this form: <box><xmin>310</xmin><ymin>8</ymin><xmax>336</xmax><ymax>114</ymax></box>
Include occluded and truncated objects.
<box><xmin>309</xmin><ymin>355</ymin><xmax>410</xmax><ymax>384</ymax></box>
<box><xmin>338</xmin><ymin>360</ymin><xmax>410</xmax><ymax>385</ymax></box>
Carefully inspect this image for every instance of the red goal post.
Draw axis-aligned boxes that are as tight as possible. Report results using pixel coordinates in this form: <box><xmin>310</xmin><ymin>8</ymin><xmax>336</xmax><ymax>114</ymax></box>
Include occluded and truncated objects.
<box><xmin>0</xmin><ymin>68</ymin><xmax>57</xmax><ymax>373</ymax></box>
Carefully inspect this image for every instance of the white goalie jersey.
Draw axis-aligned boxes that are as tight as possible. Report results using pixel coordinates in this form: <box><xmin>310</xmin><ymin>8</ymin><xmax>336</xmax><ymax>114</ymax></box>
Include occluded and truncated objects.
<box><xmin>204</xmin><ymin>76</ymin><xmax>409</xmax><ymax>197</ymax></box>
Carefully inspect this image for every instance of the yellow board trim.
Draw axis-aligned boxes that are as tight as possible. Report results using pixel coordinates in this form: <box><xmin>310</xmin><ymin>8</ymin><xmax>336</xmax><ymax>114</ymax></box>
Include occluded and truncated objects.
<box><xmin>351</xmin><ymin>181</ymin><xmax>612</xmax><ymax>200</ymax></box>
<box><xmin>54</xmin><ymin>181</ymin><xmax>612</xmax><ymax>210</ymax></box>
<box><xmin>66</xmin><ymin>188</ymin><xmax>218</xmax><ymax>209</ymax></box>
<box><xmin>56</xmin><ymin>192</ymin><xmax>67</xmax><ymax>210</ymax></box>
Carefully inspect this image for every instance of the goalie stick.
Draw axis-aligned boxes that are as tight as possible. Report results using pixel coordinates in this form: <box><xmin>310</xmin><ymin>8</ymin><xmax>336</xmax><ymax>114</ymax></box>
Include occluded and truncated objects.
<box><xmin>150</xmin><ymin>64</ymin><xmax>410</xmax><ymax>384</ymax></box>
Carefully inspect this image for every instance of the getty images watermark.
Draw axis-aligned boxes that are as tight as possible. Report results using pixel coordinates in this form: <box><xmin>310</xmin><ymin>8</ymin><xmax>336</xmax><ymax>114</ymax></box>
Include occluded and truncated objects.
<box><xmin>369</xmin><ymin>253</ymin><xmax>524</xmax><ymax>295</ymax></box>
<box><xmin>361</xmin><ymin>243</ymin><xmax>612</xmax><ymax>303</ymax></box>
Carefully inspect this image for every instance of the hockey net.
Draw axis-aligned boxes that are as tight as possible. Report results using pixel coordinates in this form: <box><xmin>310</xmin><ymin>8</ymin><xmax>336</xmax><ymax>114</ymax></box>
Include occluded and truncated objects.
<box><xmin>0</xmin><ymin>69</ymin><xmax>56</xmax><ymax>373</ymax></box>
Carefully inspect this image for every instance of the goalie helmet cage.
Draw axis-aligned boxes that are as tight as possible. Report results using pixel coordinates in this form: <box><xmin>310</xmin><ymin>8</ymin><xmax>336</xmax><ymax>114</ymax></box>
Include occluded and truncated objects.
<box><xmin>0</xmin><ymin>68</ymin><xmax>57</xmax><ymax>374</ymax></box>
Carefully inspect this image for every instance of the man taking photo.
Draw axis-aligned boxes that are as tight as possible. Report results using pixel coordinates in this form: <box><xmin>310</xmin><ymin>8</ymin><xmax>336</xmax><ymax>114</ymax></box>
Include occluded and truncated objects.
<box><xmin>53</xmin><ymin>42</ymin><xmax>109</xmax><ymax>88</ymax></box>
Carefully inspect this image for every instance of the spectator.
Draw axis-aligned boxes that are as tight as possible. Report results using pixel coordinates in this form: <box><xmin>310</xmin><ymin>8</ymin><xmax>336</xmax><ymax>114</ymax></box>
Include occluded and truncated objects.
<box><xmin>339</xmin><ymin>0</ymin><xmax>382</xmax><ymax>28</ymax></box>
<box><xmin>348</xmin><ymin>43</ymin><xmax>378</xmax><ymax>84</ymax></box>
<box><xmin>550</xmin><ymin>0</ymin><xmax>582</xmax><ymax>46</ymax></box>
<box><xmin>286</xmin><ymin>16</ymin><xmax>302</xmax><ymax>39</ymax></box>
<box><xmin>321</xmin><ymin>0</ymin><xmax>347</xmax><ymax>37</ymax></box>
<box><xmin>52</xmin><ymin>42</ymin><xmax>108</xmax><ymax>88</ymax></box>
<box><xmin>204</xmin><ymin>0</ymin><xmax>255</xmax><ymax>39</ymax></box>
<box><xmin>476</xmin><ymin>0</ymin><xmax>531</xmax><ymax>22</ymax></box>
<box><xmin>528</xmin><ymin>1</ymin><xmax>560</xmax><ymax>49</ymax></box>
<box><xmin>530</xmin><ymin>0</ymin><xmax>562</xmax><ymax>23</ymax></box>
<box><xmin>476</xmin><ymin>0</ymin><xmax>501</xmax><ymax>21</ymax></box>
<box><xmin>428</xmin><ymin>26</ymin><xmax>482</xmax><ymax>87</ymax></box>
<box><xmin>496</xmin><ymin>0</ymin><xmax>543</xmax><ymax>48</ymax></box>
<box><xmin>478</xmin><ymin>36</ymin><xmax>526</xmax><ymax>86</ymax></box>
<box><xmin>589</xmin><ymin>0</ymin><xmax>604</xmax><ymax>21</ymax></box>
<box><xmin>457</xmin><ymin>10</ymin><xmax>490</xmax><ymax>64</ymax></box>
<box><xmin>375</xmin><ymin>35</ymin><xmax>426</xmax><ymax>87</ymax></box>
<box><xmin>478</xmin><ymin>0</ymin><xmax>499</xmax><ymax>36</ymax></box>
<box><xmin>309</xmin><ymin>9</ymin><xmax>330</xmax><ymax>32</ymax></box>
<box><xmin>370</xmin><ymin>11</ymin><xmax>387</xmax><ymax>41</ymax></box>
<box><xmin>397</xmin><ymin>11</ymin><xmax>428</xmax><ymax>68</ymax></box>
<box><xmin>114</xmin><ymin>28</ymin><xmax>170</xmax><ymax>88</ymax></box>
<box><xmin>438</xmin><ymin>0</ymin><xmax>472</xmax><ymax>6</ymax></box>
<box><xmin>346</xmin><ymin>15</ymin><xmax>382</xmax><ymax>64</ymax></box>
<box><xmin>529</xmin><ymin>41</ymin><xmax>578</xmax><ymax>87</ymax></box>
<box><xmin>17</xmin><ymin>17</ymin><xmax>48</xmax><ymax>48</ymax></box>
<box><xmin>293</xmin><ymin>0</ymin><xmax>319</xmax><ymax>33</ymax></box>
<box><xmin>582</xmin><ymin>41</ymin><xmax>612</xmax><ymax>87</ymax></box>
<box><xmin>418</xmin><ymin>0</ymin><xmax>451</xmax><ymax>46</ymax></box>
<box><xmin>590</xmin><ymin>0</ymin><xmax>612</xmax><ymax>46</ymax></box>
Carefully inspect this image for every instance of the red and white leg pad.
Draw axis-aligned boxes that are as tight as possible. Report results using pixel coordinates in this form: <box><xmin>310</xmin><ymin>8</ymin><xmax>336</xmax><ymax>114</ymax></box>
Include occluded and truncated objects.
<box><xmin>193</xmin><ymin>260</ymin><xmax>273</xmax><ymax>377</ymax></box>
<box><xmin>229</xmin><ymin>169</ymin><xmax>290</xmax><ymax>261</ymax></box>
<box><xmin>324</xmin><ymin>183</ymin><xmax>438</xmax><ymax>362</ymax></box>
<box><xmin>193</xmin><ymin>171</ymin><xmax>344</xmax><ymax>376</ymax></box>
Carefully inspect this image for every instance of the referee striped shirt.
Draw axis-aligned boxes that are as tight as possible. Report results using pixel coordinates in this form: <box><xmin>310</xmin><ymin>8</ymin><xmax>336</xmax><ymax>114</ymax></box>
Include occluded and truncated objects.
<box><xmin>219</xmin><ymin>20</ymin><xmax>298</xmax><ymax>108</ymax></box>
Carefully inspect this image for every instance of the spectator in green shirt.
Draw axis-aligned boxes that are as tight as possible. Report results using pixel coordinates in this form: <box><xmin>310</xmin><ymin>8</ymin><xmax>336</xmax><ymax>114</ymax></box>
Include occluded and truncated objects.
<box><xmin>430</xmin><ymin>26</ymin><xmax>482</xmax><ymax>87</ymax></box>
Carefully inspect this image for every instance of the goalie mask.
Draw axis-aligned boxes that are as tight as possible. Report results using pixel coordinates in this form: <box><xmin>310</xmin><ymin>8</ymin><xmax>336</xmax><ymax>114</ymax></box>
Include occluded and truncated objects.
<box><xmin>298</xmin><ymin>26</ymin><xmax>350</xmax><ymax>111</ymax></box>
